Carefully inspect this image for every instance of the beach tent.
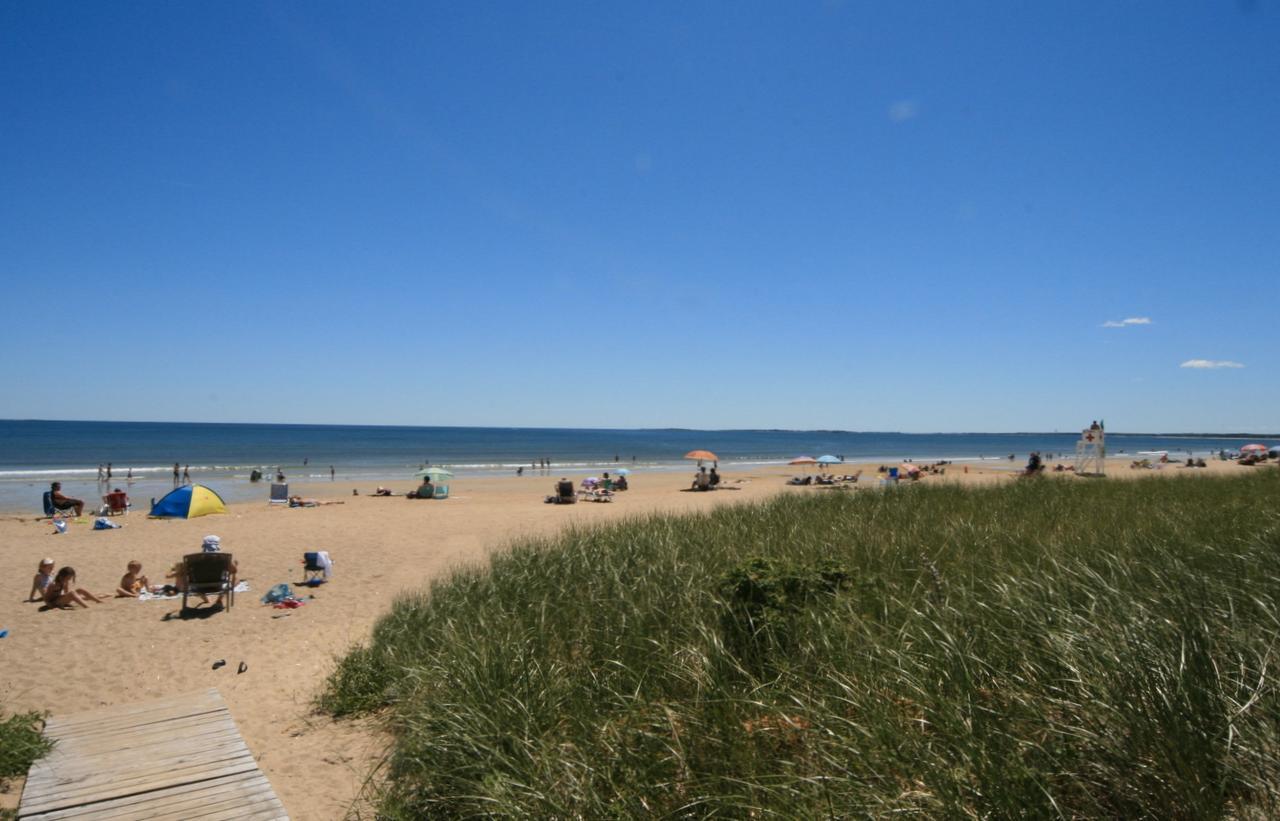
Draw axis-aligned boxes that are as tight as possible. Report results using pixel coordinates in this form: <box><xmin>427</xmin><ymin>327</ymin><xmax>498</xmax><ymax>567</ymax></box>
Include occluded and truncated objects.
<box><xmin>149</xmin><ymin>484</ymin><xmax>227</xmax><ymax>519</ymax></box>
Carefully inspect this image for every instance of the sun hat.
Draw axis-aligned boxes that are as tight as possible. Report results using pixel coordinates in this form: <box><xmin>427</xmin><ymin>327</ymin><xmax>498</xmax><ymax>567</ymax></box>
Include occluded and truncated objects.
<box><xmin>202</xmin><ymin>535</ymin><xmax>221</xmax><ymax>553</ymax></box>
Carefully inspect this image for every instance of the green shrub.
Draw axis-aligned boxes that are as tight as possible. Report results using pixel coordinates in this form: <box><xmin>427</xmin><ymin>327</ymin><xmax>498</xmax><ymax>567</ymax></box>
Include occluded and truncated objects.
<box><xmin>0</xmin><ymin>709</ymin><xmax>51</xmax><ymax>789</ymax></box>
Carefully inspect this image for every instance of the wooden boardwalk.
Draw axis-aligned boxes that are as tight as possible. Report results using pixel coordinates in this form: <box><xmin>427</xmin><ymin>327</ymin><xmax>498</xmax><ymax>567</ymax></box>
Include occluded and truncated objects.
<box><xmin>18</xmin><ymin>688</ymin><xmax>287</xmax><ymax>820</ymax></box>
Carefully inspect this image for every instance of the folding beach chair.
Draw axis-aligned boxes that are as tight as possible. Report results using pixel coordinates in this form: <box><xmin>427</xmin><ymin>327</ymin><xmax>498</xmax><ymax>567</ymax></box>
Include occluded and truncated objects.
<box><xmin>269</xmin><ymin>483</ymin><xmax>289</xmax><ymax>505</ymax></box>
<box><xmin>555</xmin><ymin>480</ymin><xmax>577</xmax><ymax>504</ymax></box>
<box><xmin>302</xmin><ymin>551</ymin><xmax>329</xmax><ymax>584</ymax></box>
<box><xmin>103</xmin><ymin>490</ymin><xmax>130</xmax><ymax>515</ymax></box>
<box><xmin>182</xmin><ymin>552</ymin><xmax>235</xmax><ymax>611</ymax></box>
<box><xmin>41</xmin><ymin>491</ymin><xmax>58</xmax><ymax>518</ymax></box>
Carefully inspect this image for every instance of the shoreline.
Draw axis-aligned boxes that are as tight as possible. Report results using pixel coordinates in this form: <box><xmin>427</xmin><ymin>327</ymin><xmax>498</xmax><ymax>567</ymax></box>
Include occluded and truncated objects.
<box><xmin>0</xmin><ymin>447</ymin><xmax>1251</xmax><ymax>515</ymax></box>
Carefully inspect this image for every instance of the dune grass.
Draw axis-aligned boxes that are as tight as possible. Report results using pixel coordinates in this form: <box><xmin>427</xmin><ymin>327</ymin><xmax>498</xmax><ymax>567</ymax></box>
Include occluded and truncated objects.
<box><xmin>324</xmin><ymin>472</ymin><xmax>1280</xmax><ymax>817</ymax></box>
<box><xmin>0</xmin><ymin>708</ymin><xmax>50</xmax><ymax>792</ymax></box>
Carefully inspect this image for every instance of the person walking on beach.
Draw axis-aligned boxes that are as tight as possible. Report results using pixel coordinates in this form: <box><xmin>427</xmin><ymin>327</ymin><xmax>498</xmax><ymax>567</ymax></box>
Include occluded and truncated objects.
<box><xmin>182</xmin><ymin>465</ymin><xmax>191</xmax><ymax>484</ymax></box>
<box><xmin>106</xmin><ymin>463</ymin><xmax>112</xmax><ymax>481</ymax></box>
<box><xmin>173</xmin><ymin>463</ymin><xmax>180</xmax><ymax>485</ymax></box>
<box><xmin>126</xmin><ymin>467</ymin><xmax>132</xmax><ymax>481</ymax></box>
<box><xmin>330</xmin><ymin>465</ymin><xmax>335</xmax><ymax>481</ymax></box>
<box><xmin>97</xmin><ymin>464</ymin><xmax>104</xmax><ymax>482</ymax></box>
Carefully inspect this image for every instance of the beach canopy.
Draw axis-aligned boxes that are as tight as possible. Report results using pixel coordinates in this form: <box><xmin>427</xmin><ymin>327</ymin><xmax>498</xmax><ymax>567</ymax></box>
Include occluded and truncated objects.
<box><xmin>789</xmin><ymin>456</ymin><xmax>817</xmax><ymax>465</ymax></box>
<box><xmin>684</xmin><ymin>450</ymin><xmax>718</xmax><ymax>462</ymax></box>
<box><xmin>816</xmin><ymin>455</ymin><xmax>841</xmax><ymax>465</ymax></box>
<box><xmin>149</xmin><ymin>484</ymin><xmax>226</xmax><ymax>519</ymax></box>
<box><xmin>415</xmin><ymin>467</ymin><xmax>454</xmax><ymax>481</ymax></box>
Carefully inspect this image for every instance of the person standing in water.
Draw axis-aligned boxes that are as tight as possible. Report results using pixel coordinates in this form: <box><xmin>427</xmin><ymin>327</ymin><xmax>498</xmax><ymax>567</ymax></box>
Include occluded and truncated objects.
<box><xmin>182</xmin><ymin>465</ymin><xmax>191</xmax><ymax>484</ymax></box>
<box><xmin>330</xmin><ymin>465</ymin><xmax>335</xmax><ymax>481</ymax></box>
<box><xmin>173</xmin><ymin>463</ymin><xmax>180</xmax><ymax>486</ymax></box>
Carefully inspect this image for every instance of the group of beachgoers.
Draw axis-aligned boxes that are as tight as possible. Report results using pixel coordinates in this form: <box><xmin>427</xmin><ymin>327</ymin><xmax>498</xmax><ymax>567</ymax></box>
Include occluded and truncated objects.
<box><xmin>26</xmin><ymin>535</ymin><xmax>238</xmax><ymax>612</ymax></box>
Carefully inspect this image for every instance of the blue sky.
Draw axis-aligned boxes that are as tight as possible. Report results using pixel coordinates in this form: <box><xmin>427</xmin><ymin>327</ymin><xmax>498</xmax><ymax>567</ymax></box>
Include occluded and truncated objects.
<box><xmin>2</xmin><ymin>2</ymin><xmax>1276</xmax><ymax>431</ymax></box>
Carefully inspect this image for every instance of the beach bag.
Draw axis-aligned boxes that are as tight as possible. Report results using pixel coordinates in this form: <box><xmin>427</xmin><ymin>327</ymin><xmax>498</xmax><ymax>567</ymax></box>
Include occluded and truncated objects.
<box><xmin>261</xmin><ymin>583</ymin><xmax>293</xmax><ymax>604</ymax></box>
<box><xmin>94</xmin><ymin>517</ymin><xmax>120</xmax><ymax>530</ymax></box>
<box><xmin>52</xmin><ymin>518</ymin><xmax>68</xmax><ymax>534</ymax></box>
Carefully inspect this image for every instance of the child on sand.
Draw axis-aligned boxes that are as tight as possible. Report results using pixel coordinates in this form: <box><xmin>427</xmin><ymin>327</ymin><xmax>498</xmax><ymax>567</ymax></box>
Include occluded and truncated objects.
<box><xmin>28</xmin><ymin>558</ymin><xmax>55</xmax><ymax>602</ymax></box>
<box><xmin>116</xmin><ymin>561</ymin><xmax>150</xmax><ymax>597</ymax></box>
<box><xmin>44</xmin><ymin>566</ymin><xmax>106</xmax><ymax>609</ymax></box>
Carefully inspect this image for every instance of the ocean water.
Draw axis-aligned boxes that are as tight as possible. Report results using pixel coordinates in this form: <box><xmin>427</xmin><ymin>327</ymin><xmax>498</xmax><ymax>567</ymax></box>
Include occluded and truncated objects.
<box><xmin>0</xmin><ymin>419</ymin><xmax>1269</xmax><ymax>513</ymax></box>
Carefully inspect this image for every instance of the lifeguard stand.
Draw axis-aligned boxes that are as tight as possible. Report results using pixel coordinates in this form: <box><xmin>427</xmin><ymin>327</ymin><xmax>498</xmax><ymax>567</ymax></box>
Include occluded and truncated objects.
<box><xmin>1074</xmin><ymin>424</ymin><xmax>1106</xmax><ymax>477</ymax></box>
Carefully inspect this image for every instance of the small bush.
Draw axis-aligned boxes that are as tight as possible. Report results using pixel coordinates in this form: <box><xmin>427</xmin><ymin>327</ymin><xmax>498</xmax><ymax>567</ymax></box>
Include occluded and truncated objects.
<box><xmin>0</xmin><ymin>709</ymin><xmax>51</xmax><ymax>789</ymax></box>
<box><xmin>716</xmin><ymin>556</ymin><xmax>852</xmax><ymax>671</ymax></box>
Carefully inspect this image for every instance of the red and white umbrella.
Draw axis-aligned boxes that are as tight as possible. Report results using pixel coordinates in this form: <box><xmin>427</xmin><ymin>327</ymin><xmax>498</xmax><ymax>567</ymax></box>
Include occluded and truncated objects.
<box><xmin>1241</xmin><ymin>444</ymin><xmax>1268</xmax><ymax>453</ymax></box>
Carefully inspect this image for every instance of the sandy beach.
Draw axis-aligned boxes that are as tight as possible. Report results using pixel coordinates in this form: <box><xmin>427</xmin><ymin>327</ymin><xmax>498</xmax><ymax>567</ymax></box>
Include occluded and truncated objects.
<box><xmin>0</xmin><ymin>457</ymin><xmax>1259</xmax><ymax>818</ymax></box>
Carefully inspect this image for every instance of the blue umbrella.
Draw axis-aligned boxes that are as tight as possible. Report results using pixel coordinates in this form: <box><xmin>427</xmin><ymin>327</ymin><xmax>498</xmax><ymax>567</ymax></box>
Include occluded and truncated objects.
<box><xmin>816</xmin><ymin>455</ymin><xmax>841</xmax><ymax>465</ymax></box>
<box><xmin>615</xmin><ymin>468</ymin><xmax>631</xmax><ymax>475</ymax></box>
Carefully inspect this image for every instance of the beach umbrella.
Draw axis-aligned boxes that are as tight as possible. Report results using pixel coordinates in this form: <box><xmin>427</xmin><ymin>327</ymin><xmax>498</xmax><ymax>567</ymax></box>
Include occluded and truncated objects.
<box><xmin>583</xmin><ymin>477</ymin><xmax>599</xmax><ymax>485</ymax></box>
<box><xmin>149</xmin><ymin>484</ymin><xmax>226</xmax><ymax>519</ymax></box>
<box><xmin>684</xmin><ymin>450</ymin><xmax>718</xmax><ymax>463</ymax></box>
<box><xmin>615</xmin><ymin>468</ymin><xmax>631</xmax><ymax>475</ymax></box>
<box><xmin>816</xmin><ymin>455</ymin><xmax>841</xmax><ymax>465</ymax></box>
<box><xmin>789</xmin><ymin>456</ymin><xmax>818</xmax><ymax>465</ymax></box>
<box><xmin>414</xmin><ymin>467</ymin><xmax>454</xmax><ymax>481</ymax></box>
<box><xmin>1241</xmin><ymin>444</ymin><xmax>1268</xmax><ymax>453</ymax></box>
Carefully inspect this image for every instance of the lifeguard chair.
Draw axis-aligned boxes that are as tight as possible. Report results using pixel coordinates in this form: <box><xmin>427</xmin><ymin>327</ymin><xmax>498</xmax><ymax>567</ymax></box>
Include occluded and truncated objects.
<box><xmin>1074</xmin><ymin>422</ymin><xmax>1106</xmax><ymax>477</ymax></box>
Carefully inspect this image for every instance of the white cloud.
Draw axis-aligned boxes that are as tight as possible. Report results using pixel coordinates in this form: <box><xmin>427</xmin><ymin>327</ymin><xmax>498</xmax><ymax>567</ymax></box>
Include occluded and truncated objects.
<box><xmin>888</xmin><ymin>100</ymin><xmax>919</xmax><ymax>123</ymax></box>
<box><xmin>1180</xmin><ymin>359</ymin><xmax>1245</xmax><ymax>369</ymax></box>
<box><xmin>1102</xmin><ymin>316</ymin><xmax>1152</xmax><ymax>328</ymax></box>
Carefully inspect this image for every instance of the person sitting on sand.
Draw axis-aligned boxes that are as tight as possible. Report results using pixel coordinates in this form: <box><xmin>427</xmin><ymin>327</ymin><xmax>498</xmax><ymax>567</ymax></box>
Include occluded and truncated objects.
<box><xmin>28</xmin><ymin>558</ymin><xmax>55</xmax><ymax>602</ymax></box>
<box><xmin>116</xmin><ymin>561</ymin><xmax>150</xmax><ymax>597</ymax></box>
<box><xmin>165</xmin><ymin>562</ymin><xmax>187</xmax><ymax>596</ymax></box>
<box><xmin>45</xmin><ymin>566</ymin><xmax>106</xmax><ymax>609</ymax></box>
<box><xmin>49</xmin><ymin>482</ymin><xmax>84</xmax><ymax>517</ymax></box>
<box><xmin>409</xmin><ymin>479</ymin><xmax>434</xmax><ymax>499</ymax></box>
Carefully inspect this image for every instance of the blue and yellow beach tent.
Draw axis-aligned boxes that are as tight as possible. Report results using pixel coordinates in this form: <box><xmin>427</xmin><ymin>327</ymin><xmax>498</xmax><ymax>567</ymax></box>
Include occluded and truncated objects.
<box><xmin>149</xmin><ymin>484</ymin><xmax>227</xmax><ymax>519</ymax></box>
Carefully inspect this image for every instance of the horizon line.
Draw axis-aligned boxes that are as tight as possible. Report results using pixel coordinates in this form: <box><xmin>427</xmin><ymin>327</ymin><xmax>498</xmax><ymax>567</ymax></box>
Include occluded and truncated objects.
<box><xmin>2</xmin><ymin>418</ymin><xmax>1277</xmax><ymax>439</ymax></box>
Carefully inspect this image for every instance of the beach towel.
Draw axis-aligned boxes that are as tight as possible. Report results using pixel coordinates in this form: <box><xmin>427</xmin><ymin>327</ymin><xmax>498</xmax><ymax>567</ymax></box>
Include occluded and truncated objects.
<box><xmin>94</xmin><ymin>517</ymin><xmax>121</xmax><ymax>530</ymax></box>
<box><xmin>261</xmin><ymin>583</ymin><xmax>293</xmax><ymax>604</ymax></box>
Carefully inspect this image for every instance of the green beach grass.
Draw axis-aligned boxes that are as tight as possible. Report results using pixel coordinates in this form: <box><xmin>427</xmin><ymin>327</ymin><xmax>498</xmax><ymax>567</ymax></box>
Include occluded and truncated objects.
<box><xmin>324</xmin><ymin>472</ymin><xmax>1280</xmax><ymax>817</ymax></box>
<box><xmin>0</xmin><ymin>709</ymin><xmax>50</xmax><ymax>794</ymax></box>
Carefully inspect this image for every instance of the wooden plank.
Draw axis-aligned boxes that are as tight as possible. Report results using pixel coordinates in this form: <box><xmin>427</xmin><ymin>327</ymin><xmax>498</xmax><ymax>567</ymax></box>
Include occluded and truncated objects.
<box><xmin>23</xmin><ymin>738</ymin><xmax>251</xmax><ymax>789</ymax></box>
<box><xmin>19</xmin><ymin>753</ymin><xmax>258</xmax><ymax>812</ymax></box>
<box><xmin>25</xmin><ymin>771</ymin><xmax>285</xmax><ymax>820</ymax></box>
<box><xmin>19</xmin><ymin>689</ymin><xmax>286</xmax><ymax>820</ymax></box>
<box><xmin>33</xmin><ymin>718</ymin><xmax>241</xmax><ymax>762</ymax></box>
<box><xmin>32</xmin><ymin>720</ymin><xmax>241</xmax><ymax>765</ymax></box>
<box><xmin>20</xmin><ymin>759</ymin><xmax>259</xmax><ymax>817</ymax></box>
<box><xmin>20</xmin><ymin>773</ymin><xmax>259</xmax><ymax>814</ymax></box>
<box><xmin>26</xmin><ymin>728</ymin><xmax>247</xmax><ymax>778</ymax></box>
<box><xmin>25</xmin><ymin>772</ymin><xmax>269</xmax><ymax>819</ymax></box>
<box><xmin>42</xmin><ymin>690</ymin><xmax>221</xmax><ymax>731</ymax></box>
<box><xmin>44</xmin><ymin>700</ymin><xmax>226</xmax><ymax>737</ymax></box>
